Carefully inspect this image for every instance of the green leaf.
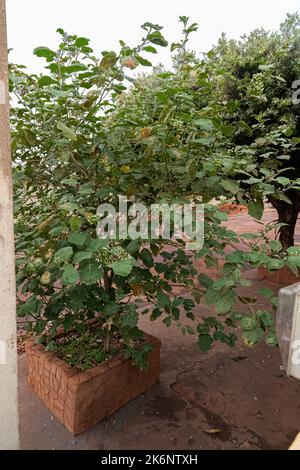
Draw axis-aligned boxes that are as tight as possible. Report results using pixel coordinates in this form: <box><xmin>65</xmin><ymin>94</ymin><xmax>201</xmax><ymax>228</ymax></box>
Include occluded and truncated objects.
<box><xmin>136</xmin><ymin>55</ymin><xmax>152</xmax><ymax>67</ymax></box>
<box><xmin>248</xmin><ymin>198</ymin><xmax>264</xmax><ymax>220</ymax></box>
<box><xmin>57</xmin><ymin>122</ymin><xmax>77</xmax><ymax>141</ymax></box>
<box><xmin>38</xmin><ymin>76</ymin><xmax>57</xmax><ymax>87</ymax></box>
<box><xmin>122</xmin><ymin>307</ymin><xmax>138</xmax><ymax>328</ymax></box>
<box><xmin>59</xmin><ymin>201</ymin><xmax>78</xmax><ymax>212</ymax></box>
<box><xmin>73</xmin><ymin>251</ymin><xmax>92</xmax><ymax>264</ymax></box>
<box><xmin>45</xmin><ymin>302</ymin><xmax>62</xmax><ymax>321</ymax></box>
<box><xmin>257</xmin><ymin>287</ymin><xmax>274</xmax><ymax>299</ymax></box>
<box><xmin>242</xmin><ymin>327</ymin><xmax>264</xmax><ymax>347</ymax></box>
<box><xmin>75</xmin><ymin>37</ymin><xmax>90</xmax><ymax>48</ymax></box>
<box><xmin>86</xmin><ymin>237</ymin><xmax>109</xmax><ymax>252</ymax></box>
<box><xmin>194</xmin><ymin>118</ymin><xmax>214</xmax><ymax>131</ymax></box>
<box><xmin>241</xmin><ymin>233</ymin><xmax>260</xmax><ymax>240</ymax></box>
<box><xmin>276</xmin><ymin>176</ymin><xmax>290</xmax><ymax>186</ymax></box>
<box><xmin>215</xmin><ymin>290</ymin><xmax>235</xmax><ymax>314</ymax></box>
<box><xmin>127</xmin><ymin>239</ymin><xmax>141</xmax><ymax>253</ymax></box>
<box><xmin>220</xmin><ymin>179</ymin><xmax>240</xmax><ymax>194</ymax></box>
<box><xmin>143</xmin><ymin>45</ymin><xmax>157</xmax><ymax>53</ymax></box>
<box><xmin>156</xmin><ymin>290</ymin><xmax>171</xmax><ymax>308</ymax></box>
<box><xmin>54</xmin><ymin>246</ymin><xmax>73</xmax><ymax>263</ymax></box>
<box><xmin>221</xmin><ymin>124</ymin><xmax>235</xmax><ymax>137</ymax></box>
<box><xmin>257</xmin><ymin>310</ymin><xmax>274</xmax><ymax>328</ymax></box>
<box><xmin>50</xmin><ymin>89</ymin><xmax>70</xmax><ymax>98</ymax></box>
<box><xmin>140</xmin><ymin>248</ymin><xmax>154</xmax><ymax>268</ymax></box>
<box><xmin>19</xmin><ymin>296</ymin><xmax>42</xmax><ymax>315</ymax></box>
<box><xmin>267</xmin><ymin>258</ymin><xmax>285</xmax><ymax>270</ymax></box>
<box><xmin>287</xmin><ymin>255</ymin><xmax>300</xmax><ymax>268</ymax></box>
<box><xmin>141</xmin><ymin>22</ymin><xmax>163</xmax><ymax>31</ymax></box>
<box><xmin>62</xmin><ymin>264</ymin><xmax>79</xmax><ymax>285</ymax></box>
<box><xmin>110</xmin><ymin>259</ymin><xmax>133</xmax><ymax>277</ymax></box>
<box><xmin>79</xmin><ymin>260</ymin><xmax>103</xmax><ymax>285</ymax></box>
<box><xmin>214</xmin><ymin>211</ymin><xmax>228</xmax><ymax>222</ymax></box>
<box><xmin>68</xmin><ymin>231</ymin><xmax>87</xmax><ymax>246</ymax></box>
<box><xmin>171</xmin><ymin>42</ymin><xmax>181</xmax><ymax>52</ymax></box>
<box><xmin>100</xmin><ymin>52</ymin><xmax>118</xmax><ymax>69</ymax></box>
<box><xmin>33</xmin><ymin>47</ymin><xmax>56</xmax><ymax>62</ymax></box>
<box><xmin>240</xmin><ymin>316</ymin><xmax>257</xmax><ymax>331</ymax></box>
<box><xmin>269</xmin><ymin>240</ymin><xmax>282</xmax><ymax>252</ymax></box>
<box><xmin>63</xmin><ymin>62</ymin><xmax>87</xmax><ymax>73</ymax></box>
<box><xmin>225</xmin><ymin>251</ymin><xmax>244</xmax><ymax>264</ymax></box>
<box><xmin>287</xmin><ymin>246</ymin><xmax>300</xmax><ymax>256</ymax></box>
<box><xmin>148</xmin><ymin>32</ymin><xmax>168</xmax><ymax>47</ymax></box>
<box><xmin>103</xmin><ymin>303</ymin><xmax>119</xmax><ymax>316</ymax></box>
<box><xmin>69</xmin><ymin>216</ymin><xmax>83</xmax><ymax>231</ymax></box>
<box><xmin>49</xmin><ymin>226</ymin><xmax>64</xmax><ymax>236</ymax></box>
<box><xmin>265</xmin><ymin>331</ymin><xmax>278</xmax><ymax>347</ymax></box>
<box><xmin>198</xmin><ymin>334</ymin><xmax>214</xmax><ymax>351</ymax></box>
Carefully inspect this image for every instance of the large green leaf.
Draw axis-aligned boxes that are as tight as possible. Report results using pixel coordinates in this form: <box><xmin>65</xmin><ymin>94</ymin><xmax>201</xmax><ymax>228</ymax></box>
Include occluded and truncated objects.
<box><xmin>194</xmin><ymin>118</ymin><xmax>214</xmax><ymax>131</ymax></box>
<box><xmin>57</xmin><ymin>122</ymin><xmax>77</xmax><ymax>141</ymax></box>
<box><xmin>74</xmin><ymin>37</ymin><xmax>90</xmax><ymax>47</ymax></box>
<box><xmin>73</xmin><ymin>251</ymin><xmax>92</xmax><ymax>264</ymax></box>
<box><xmin>221</xmin><ymin>179</ymin><xmax>240</xmax><ymax>194</ymax></box>
<box><xmin>79</xmin><ymin>260</ymin><xmax>103</xmax><ymax>285</ymax></box>
<box><xmin>148</xmin><ymin>32</ymin><xmax>168</xmax><ymax>47</ymax></box>
<box><xmin>136</xmin><ymin>55</ymin><xmax>152</xmax><ymax>67</ymax></box>
<box><xmin>38</xmin><ymin>76</ymin><xmax>57</xmax><ymax>87</ymax></box>
<box><xmin>248</xmin><ymin>198</ymin><xmax>264</xmax><ymax>220</ymax></box>
<box><xmin>54</xmin><ymin>247</ymin><xmax>73</xmax><ymax>263</ymax></box>
<box><xmin>110</xmin><ymin>259</ymin><xmax>134</xmax><ymax>277</ymax></box>
<box><xmin>198</xmin><ymin>334</ymin><xmax>214</xmax><ymax>351</ymax></box>
<box><xmin>63</xmin><ymin>62</ymin><xmax>87</xmax><ymax>73</ymax></box>
<box><xmin>69</xmin><ymin>231</ymin><xmax>87</xmax><ymax>246</ymax></box>
<box><xmin>100</xmin><ymin>52</ymin><xmax>118</xmax><ymax>69</ymax></box>
<box><xmin>62</xmin><ymin>264</ymin><xmax>80</xmax><ymax>285</ymax></box>
<box><xmin>33</xmin><ymin>47</ymin><xmax>56</xmax><ymax>62</ymax></box>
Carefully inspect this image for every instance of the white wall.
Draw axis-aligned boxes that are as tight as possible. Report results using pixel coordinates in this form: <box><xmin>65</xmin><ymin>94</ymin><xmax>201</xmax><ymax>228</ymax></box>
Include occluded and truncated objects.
<box><xmin>0</xmin><ymin>0</ymin><xmax>19</xmax><ymax>450</ymax></box>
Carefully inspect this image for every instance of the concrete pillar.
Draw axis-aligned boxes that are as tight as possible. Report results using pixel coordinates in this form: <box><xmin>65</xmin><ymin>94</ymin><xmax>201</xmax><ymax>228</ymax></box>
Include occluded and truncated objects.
<box><xmin>0</xmin><ymin>0</ymin><xmax>20</xmax><ymax>450</ymax></box>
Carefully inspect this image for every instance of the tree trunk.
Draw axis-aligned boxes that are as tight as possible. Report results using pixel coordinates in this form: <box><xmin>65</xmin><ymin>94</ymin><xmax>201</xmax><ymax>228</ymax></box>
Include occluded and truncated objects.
<box><xmin>268</xmin><ymin>195</ymin><xmax>299</xmax><ymax>250</ymax></box>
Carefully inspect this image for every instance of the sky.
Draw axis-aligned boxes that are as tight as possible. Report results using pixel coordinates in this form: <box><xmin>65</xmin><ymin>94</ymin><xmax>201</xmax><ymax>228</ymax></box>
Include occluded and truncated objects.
<box><xmin>6</xmin><ymin>0</ymin><xmax>300</xmax><ymax>72</ymax></box>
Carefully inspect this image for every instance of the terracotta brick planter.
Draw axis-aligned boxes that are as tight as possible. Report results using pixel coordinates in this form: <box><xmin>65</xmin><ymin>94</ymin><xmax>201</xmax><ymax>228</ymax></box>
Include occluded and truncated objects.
<box><xmin>258</xmin><ymin>266</ymin><xmax>300</xmax><ymax>285</ymax></box>
<box><xmin>25</xmin><ymin>332</ymin><xmax>161</xmax><ymax>435</ymax></box>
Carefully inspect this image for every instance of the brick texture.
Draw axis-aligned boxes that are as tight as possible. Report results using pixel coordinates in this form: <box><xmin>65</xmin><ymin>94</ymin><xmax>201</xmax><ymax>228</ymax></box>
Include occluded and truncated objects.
<box><xmin>26</xmin><ymin>333</ymin><xmax>161</xmax><ymax>435</ymax></box>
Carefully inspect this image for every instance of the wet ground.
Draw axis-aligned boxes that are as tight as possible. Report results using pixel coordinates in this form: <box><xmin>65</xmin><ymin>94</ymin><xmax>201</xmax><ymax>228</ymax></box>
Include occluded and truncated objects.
<box><xmin>19</xmin><ymin>209</ymin><xmax>300</xmax><ymax>450</ymax></box>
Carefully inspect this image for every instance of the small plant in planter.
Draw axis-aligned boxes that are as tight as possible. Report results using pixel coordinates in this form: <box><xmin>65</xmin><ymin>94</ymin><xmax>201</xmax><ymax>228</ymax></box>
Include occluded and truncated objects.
<box><xmin>12</xmin><ymin>17</ymin><xmax>300</xmax><ymax>433</ymax></box>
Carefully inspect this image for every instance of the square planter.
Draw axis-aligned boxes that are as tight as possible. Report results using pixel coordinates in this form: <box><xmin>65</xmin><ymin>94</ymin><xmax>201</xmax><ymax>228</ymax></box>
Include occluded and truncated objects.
<box><xmin>25</xmin><ymin>332</ymin><xmax>161</xmax><ymax>435</ymax></box>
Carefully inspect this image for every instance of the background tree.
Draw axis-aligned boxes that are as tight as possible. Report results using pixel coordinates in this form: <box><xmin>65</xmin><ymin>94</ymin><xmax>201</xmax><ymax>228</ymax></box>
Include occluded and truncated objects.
<box><xmin>207</xmin><ymin>13</ymin><xmax>300</xmax><ymax>248</ymax></box>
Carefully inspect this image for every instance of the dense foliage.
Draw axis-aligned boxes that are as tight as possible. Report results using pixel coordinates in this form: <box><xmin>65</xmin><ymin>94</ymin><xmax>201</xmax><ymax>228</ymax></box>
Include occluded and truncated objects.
<box><xmin>207</xmin><ymin>13</ymin><xmax>300</xmax><ymax>248</ymax></box>
<box><xmin>11</xmin><ymin>16</ymin><xmax>300</xmax><ymax>367</ymax></box>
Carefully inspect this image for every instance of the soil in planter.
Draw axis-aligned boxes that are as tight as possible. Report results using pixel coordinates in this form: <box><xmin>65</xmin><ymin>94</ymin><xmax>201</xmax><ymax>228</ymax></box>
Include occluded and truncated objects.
<box><xmin>42</xmin><ymin>323</ymin><xmax>146</xmax><ymax>372</ymax></box>
<box><xmin>46</xmin><ymin>327</ymin><xmax>120</xmax><ymax>371</ymax></box>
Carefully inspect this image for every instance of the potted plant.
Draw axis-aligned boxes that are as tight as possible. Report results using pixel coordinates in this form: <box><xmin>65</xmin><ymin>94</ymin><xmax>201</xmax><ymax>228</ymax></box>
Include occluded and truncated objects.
<box><xmin>12</xmin><ymin>17</ymin><xmax>300</xmax><ymax>435</ymax></box>
<box><xmin>12</xmin><ymin>21</ymin><xmax>201</xmax><ymax>434</ymax></box>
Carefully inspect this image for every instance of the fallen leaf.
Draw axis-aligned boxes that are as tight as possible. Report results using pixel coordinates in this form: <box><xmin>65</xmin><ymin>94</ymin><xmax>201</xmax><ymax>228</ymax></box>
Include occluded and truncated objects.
<box><xmin>204</xmin><ymin>428</ymin><xmax>221</xmax><ymax>434</ymax></box>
